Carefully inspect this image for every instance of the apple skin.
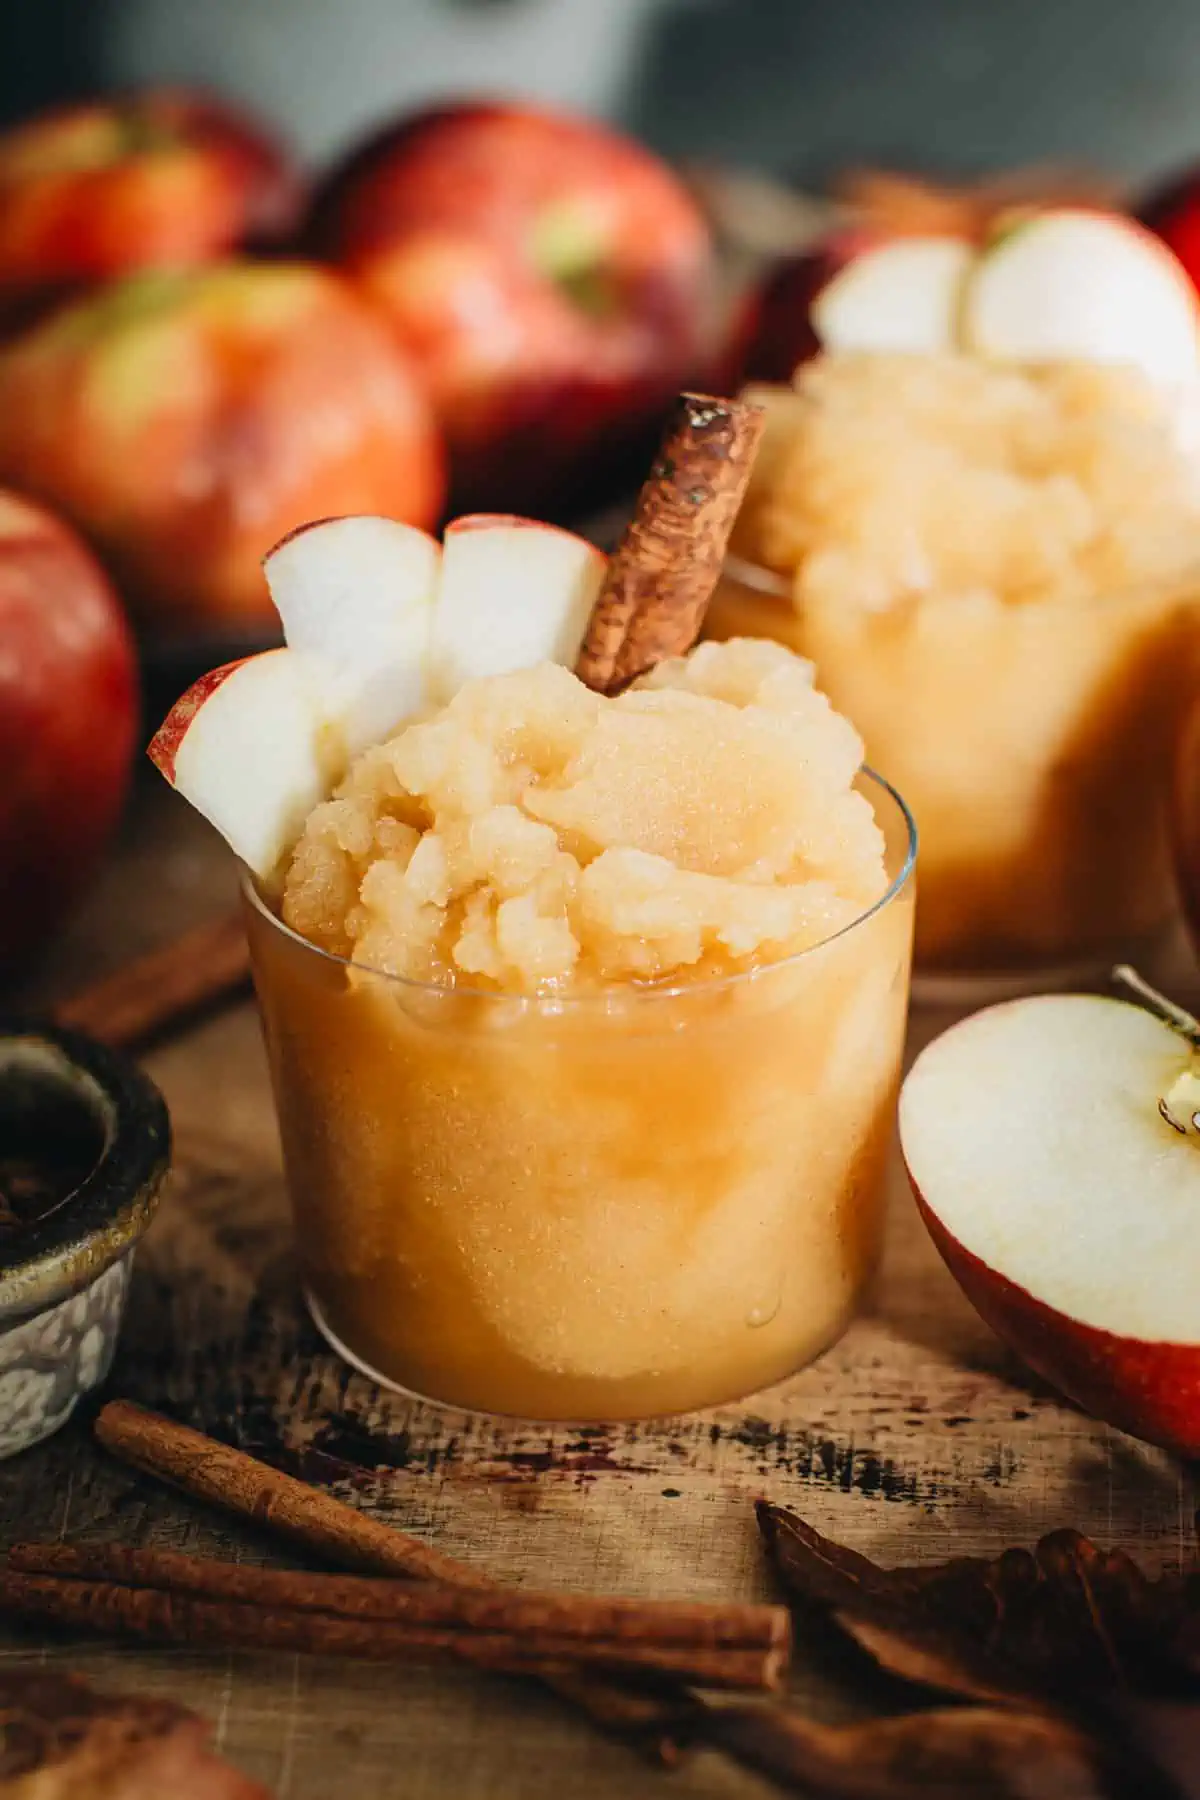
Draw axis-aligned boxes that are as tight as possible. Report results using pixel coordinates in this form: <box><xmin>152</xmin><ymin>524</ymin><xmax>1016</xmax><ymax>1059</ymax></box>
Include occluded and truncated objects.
<box><xmin>0</xmin><ymin>261</ymin><xmax>446</xmax><ymax>642</ymax></box>
<box><xmin>308</xmin><ymin>100</ymin><xmax>714</xmax><ymax>517</ymax></box>
<box><xmin>0</xmin><ymin>490</ymin><xmax>137</xmax><ymax>977</ymax></box>
<box><xmin>912</xmin><ymin>1179</ymin><xmax>1200</xmax><ymax>1458</ymax></box>
<box><xmin>1139</xmin><ymin>168</ymin><xmax>1200</xmax><ymax>297</ymax></box>
<box><xmin>147</xmin><ymin>658</ymin><xmax>246</xmax><ymax>783</ymax></box>
<box><xmin>738</xmin><ymin>229</ymin><xmax>884</xmax><ymax>384</ymax></box>
<box><xmin>0</xmin><ymin>89</ymin><xmax>300</xmax><ymax>333</ymax></box>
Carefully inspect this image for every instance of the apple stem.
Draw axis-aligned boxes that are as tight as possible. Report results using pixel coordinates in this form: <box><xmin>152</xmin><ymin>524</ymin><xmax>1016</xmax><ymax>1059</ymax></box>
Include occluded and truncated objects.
<box><xmin>1111</xmin><ymin>965</ymin><xmax>1200</xmax><ymax>1044</ymax></box>
<box><xmin>1112</xmin><ymin>964</ymin><xmax>1200</xmax><ymax>1136</ymax></box>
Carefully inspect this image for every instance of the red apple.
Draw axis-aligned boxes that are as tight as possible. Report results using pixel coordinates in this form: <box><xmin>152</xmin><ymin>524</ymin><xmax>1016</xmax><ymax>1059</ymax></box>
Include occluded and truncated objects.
<box><xmin>0</xmin><ymin>489</ymin><xmax>137</xmax><ymax>974</ymax></box>
<box><xmin>0</xmin><ymin>262</ymin><xmax>446</xmax><ymax>641</ymax></box>
<box><xmin>308</xmin><ymin>100</ymin><xmax>714</xmax><ymax>516</ymax></box>
<box><xmin>1139</xmin><ymin>167</ymin><xmax>1200</xmax><ymax>299</ymax></box>
<box><xmin>739</xmin><ymin>239</ymin><xmax>850</xmax><ymax>385</ymax></box>
<box><xmin>900</xmin><ymin>988</ymin><xmax>1200</xmax><ymax>1458</ymax></box>
<box><xmin>0</xmin><ymin>89</ymin><xmax>300</xmax><ymax>331</ymax></box>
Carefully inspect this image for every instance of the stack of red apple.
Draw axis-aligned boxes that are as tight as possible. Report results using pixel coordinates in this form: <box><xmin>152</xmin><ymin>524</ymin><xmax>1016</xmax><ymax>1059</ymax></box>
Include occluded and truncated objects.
<box><xmin>0</xmin><ymin>85</ymin><xmax>713</xmax><ymax>968</ymax></box>
<box><xmin>0</xmin><ymin>89</ymin><xmax>712</xmax><ymax>645</ymax></box>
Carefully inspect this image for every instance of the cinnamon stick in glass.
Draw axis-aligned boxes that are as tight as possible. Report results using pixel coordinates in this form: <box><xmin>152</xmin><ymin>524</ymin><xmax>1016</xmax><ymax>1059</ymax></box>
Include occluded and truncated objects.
<box><xmin>574</xmin><ymin>392</ymin><xmax>765</xmax><ymax>695</ymax></box>
<box><xmin>55</xmin><ymin>909</ymin><xmax>250</xmax><ymax>1050</ymax></box>
<box><xmin>94</xmin><ymin>1402</ymin><xmax>706</xmax><ymax>1755</ymax></box>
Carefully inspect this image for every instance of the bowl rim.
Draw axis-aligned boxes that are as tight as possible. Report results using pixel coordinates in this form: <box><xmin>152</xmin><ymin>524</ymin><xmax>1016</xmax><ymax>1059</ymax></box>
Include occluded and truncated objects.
<box><xmin>0</xmin><ymin>1018</ymin><xmax>170</xmax><ymax>1326</ymax></box>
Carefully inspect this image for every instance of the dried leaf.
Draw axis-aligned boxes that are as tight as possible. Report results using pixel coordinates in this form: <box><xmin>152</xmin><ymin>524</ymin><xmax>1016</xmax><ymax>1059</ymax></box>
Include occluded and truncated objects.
<box><xmin>709</xmin><ymin>1702</ymin><xmax>1137</xmax><ymax>1800</ymax></box>
<box><xmin>0</xmin><ymin>1667</ymin><xmax>271</xmax><ymax>1798</ymax></box>
<box><xmin>831</xmin><ymin>1611</ymin><xmax>1029</xmax><ymax>1707</ymax></box>
<box><xmin>758</xmin><ymin>1504</ymin><xmax>1193</xmax><ymax>1704</ymax></box>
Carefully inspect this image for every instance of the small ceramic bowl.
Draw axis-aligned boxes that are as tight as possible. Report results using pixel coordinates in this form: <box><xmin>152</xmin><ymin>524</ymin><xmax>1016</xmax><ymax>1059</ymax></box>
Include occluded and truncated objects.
<box><xmin>0</xmin><ymin>1018</ymin><xmax>170</xmax><ymax>1458</ymax></box>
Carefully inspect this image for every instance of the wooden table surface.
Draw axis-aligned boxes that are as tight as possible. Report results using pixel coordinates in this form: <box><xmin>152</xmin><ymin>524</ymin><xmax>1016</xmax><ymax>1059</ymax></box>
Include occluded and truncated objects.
<box><xmin>3</xmin><ymin>766</ymin><xmax>1198</xmax><ymax>1798</ymax></box>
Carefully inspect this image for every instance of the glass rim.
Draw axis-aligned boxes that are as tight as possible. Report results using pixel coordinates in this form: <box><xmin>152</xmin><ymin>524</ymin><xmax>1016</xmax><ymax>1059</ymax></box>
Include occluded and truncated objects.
<box><xmin>722</xmin><ymin>547</ymin><xmax>1200</xmax><ymax>614</ymax></box>
<box><xmin>242</xmin><ymin>765</ymin><xmax>917</xmax><ymax>1011</ymax></box>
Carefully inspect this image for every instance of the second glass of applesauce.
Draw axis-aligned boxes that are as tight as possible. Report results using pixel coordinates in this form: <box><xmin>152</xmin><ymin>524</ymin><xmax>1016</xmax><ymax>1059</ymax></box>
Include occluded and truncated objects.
<box><xmin>246</xmin><ymin>639</ymin><xmax>915</xmax><ymax>1420</ymax></box>
<box><xmin>710</xmin><ymin>354</ymin><xmax>1200</xmax><ymax>988</ymax></box>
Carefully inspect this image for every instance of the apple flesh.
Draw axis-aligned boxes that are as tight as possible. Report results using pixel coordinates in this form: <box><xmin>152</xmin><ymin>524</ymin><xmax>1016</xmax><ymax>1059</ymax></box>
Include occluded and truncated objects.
<box><xmin>151</xmin><ymin>509</ymin><xmax>608</xmax><ymax>879</ymax></box>
<box><xmin>813</xmin><ymin>235</ymin><xmax>974</xmax><ymax>356</ymax></box>
<box><xmin>962</xmin><ymin>208</ymin><xmax>1200</xmax><ymax>385</ymax></box>
<box><xmin>0</xmin><ymin>490</ymin><xmax>137</xmax><ymax>976</ymax></box>
<box><xmin>781</xmin><ymin>207</ymin><xmax>1200</xmax><ymax>399</ymax></box>
<box><xmin>148</xmin><ymin>650</ymin><xmax>328</xmax><ymax>881</ymax></box>
<box><xmin>429</xmin><ymin>515</ymin><xmax>604</xmax><ymax>700</ymax></box>
<box><xmin>309</xmin><ymin>100</ymin><xmax>713</xmax><ymax>516</ymax></box>
<box><xmin>900</xmin><ymin>991</ymin><xmax>1200</xmax><ymax>1457</ymax></box>
<box><xmin>0</xmin><ymin>263</ymin><xmax>445</xmax><ymax>642</ymax></box>
<box><xmin>0</xmin><ymin>89</ymin><xmax>299</xmax><ymax>329</ymax></box>
<box><xmin>264</xmin><ymin>515</ymin><xmax>440</xmax><ymax>755</ymax></box>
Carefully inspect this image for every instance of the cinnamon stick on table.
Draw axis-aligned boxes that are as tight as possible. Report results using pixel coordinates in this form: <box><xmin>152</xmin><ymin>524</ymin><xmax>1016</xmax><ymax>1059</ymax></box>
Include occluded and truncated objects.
<box><xmin>4</xmin><ymin>1543</ymin><xmax>788</xmax><ymax>1693</ymax></box>
<box><xmin>94</xmin><ymin>1402</ymin><xmax>708</xmax><ymax>1756</ymax></box>
<box><xmin>54</xmin><ymin>909</ymin><xmax>251</xmax><ymax>1051</ymax></box>
<box><xmin>574</xmin><ymin>392</ymin><xmax>765</xmax><ymax>695</ymax></box>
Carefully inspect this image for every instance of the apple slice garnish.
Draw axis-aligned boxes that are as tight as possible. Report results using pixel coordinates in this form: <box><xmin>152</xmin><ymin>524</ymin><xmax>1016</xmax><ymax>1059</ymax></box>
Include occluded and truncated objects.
<box><xmin>962</xmin><ymin>208</ymin><xmax>1200</xmax><ymax>384</ymax></box>
<box><xmin>811</xmin><ymin>236</ymin><xmax>974</xmax><ymax>355</ymax></box>
<box><xmin>263</xmin><ymin>514</ymin><xmax>440</xmax><ymax>756</ymax></box>
<box><xmin>899</xmin><ymin>971</ymin><xmax>1200</xmax><ymax>1457</ymax></box>
<box><xmin>428</xmin><ymin>514</ymin><xmax>605</xmax><ymax>700</ymax></box>
<box><xmin>148</xmin><ymin>650</ymin><xmax>328</xmax><ymax>881</ymax></box>
<box><xmin>152</xmin><ymin>509</ymin><xmax>610</xmax><ymax>878</ymax></box>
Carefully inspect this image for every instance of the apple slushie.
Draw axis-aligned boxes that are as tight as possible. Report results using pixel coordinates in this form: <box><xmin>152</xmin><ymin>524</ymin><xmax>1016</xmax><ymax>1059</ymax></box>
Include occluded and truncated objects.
<box><xmin>248</xmin><ymin>636</ymin><xmax>914</xmax><ymax>1418</ymax></box>
<box><xmin>712</xmin><ymin>353</ymin><xmax>1200</xmax><ymax>982</ymax></box>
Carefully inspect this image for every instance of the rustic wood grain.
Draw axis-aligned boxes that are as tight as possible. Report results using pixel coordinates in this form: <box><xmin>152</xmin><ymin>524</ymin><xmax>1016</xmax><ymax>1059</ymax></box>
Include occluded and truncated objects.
<box><xmin>2</xmin><ymin>766</ymin><xmax>1197</xmax><ymax>1799</ymax></box>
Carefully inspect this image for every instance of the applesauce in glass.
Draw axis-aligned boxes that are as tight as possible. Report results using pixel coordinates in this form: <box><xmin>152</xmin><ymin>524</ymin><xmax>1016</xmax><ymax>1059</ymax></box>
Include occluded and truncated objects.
<box><xmin>710</xmin><ymin>354</ymin><xmax>1200</xmax><ymax>986</ymax></box>
<box><xmin>245</xmin><ymin>641</ymin><xmax>915</xmax><ymax>1420</ymax></box>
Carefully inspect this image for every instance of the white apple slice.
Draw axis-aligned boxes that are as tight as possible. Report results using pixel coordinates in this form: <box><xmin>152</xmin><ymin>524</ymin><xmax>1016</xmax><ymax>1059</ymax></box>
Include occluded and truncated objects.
<box><xmin>811</xmin><ymin>236</ymin><xmax>974</xmax><ymax>355</ymax></box>
<box><xmin>899</xmin><ymin>984</ymin><xmax>1200</xmax><ymax>1457</ymax></box>
<box><xmin>148</xmin><ymin>650</ymin><xmax>327</xmax><ymax>881</ymax></box>
<box><xmin>264</xmin><ymin>514</ymin><xmax>440</xmax><ymax>755</ymax></box>
<box><xmin>429</xmin><ymin>514</ymin><xmax>606</xmax><ymax>701</ymax></box>
<box><xmin>963</xmin><ymin>208</ymin><xmax>1200</xmax><ymax>384</ymax></box>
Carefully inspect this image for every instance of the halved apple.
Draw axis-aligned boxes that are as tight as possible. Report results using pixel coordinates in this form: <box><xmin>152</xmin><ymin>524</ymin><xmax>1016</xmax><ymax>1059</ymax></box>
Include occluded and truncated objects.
<box><xmin>148</xmin><ymin>650</ymin><xmax>327</xmax><ymax>880</ymax></box>
<box><xmin>263</xmin><ymin>513</ymin><xmax>440</xmax><ymax>756</ymax></box>
<box><xmin>963</xmin><ymin>208</ymin><xmax>1200</xmax><ymax>384</ymax></box>
<box><xmin>811</xmin><ymin>236</ymin><xmax>974</xmax><ymax>355</ymax></box>
<box><xmin>900</xmin><ymin>988</ymin><xmax>1200</xmax><ymax>1458</ymax></box>
<box><xmin>428</xmin><ymin>514</ymin><xmax>605</xmax><ymax>701</ymax></box>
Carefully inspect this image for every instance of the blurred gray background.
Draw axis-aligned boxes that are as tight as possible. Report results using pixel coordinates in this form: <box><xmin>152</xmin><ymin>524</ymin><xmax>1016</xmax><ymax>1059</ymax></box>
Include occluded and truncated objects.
<box><xmin>5</xmin><ymin>0</ymin><xmax>1200</xmax><ymax>192</ymax></box>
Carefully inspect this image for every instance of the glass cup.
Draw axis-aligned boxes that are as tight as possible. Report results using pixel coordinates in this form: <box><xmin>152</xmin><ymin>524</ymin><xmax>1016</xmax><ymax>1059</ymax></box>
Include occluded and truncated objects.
<box><xmin>709</xmin><ymin>554</ymin><xmax>1200</xmax><ymax>993</ymax></box>
<box><xmin>244</xmin><ymin>771</ymin><xmax>916</xmax><ymax>1422</ymax></box>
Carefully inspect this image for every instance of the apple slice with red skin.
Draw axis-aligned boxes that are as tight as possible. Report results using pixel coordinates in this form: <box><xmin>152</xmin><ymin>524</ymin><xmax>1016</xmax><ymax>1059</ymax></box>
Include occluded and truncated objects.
<box><xmin>148</xmin><ymin>649</ymin><xmax>328</xmax><ymax>881</ymax></box>
<box><xmin>152</xmin><ymin>509</ymin><xmax>609</xmax><ymax>878</ymax></box>
<box><xmin>963</xmin><ymin>208</ymin><xmax>1200</xmax><ymax>384</ymax></box>
<box><xmin>812</xmin><ymin>235</ymin><xmax>974</xmax><ymax>355</ymax></box>
<box><xmin>429</xmin><ymin>514</ymin><xmax>605</xmax><ymax>701</ymax></box>
<box><xmin>900</xmin><ymin>984</ymin><xmax>1200</xmax><ymax>1457</ymax></box>
<box><xmin>264</xmin><ymin>513</ymin><xmax>440</xmax><ymax>755</ymax></box>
